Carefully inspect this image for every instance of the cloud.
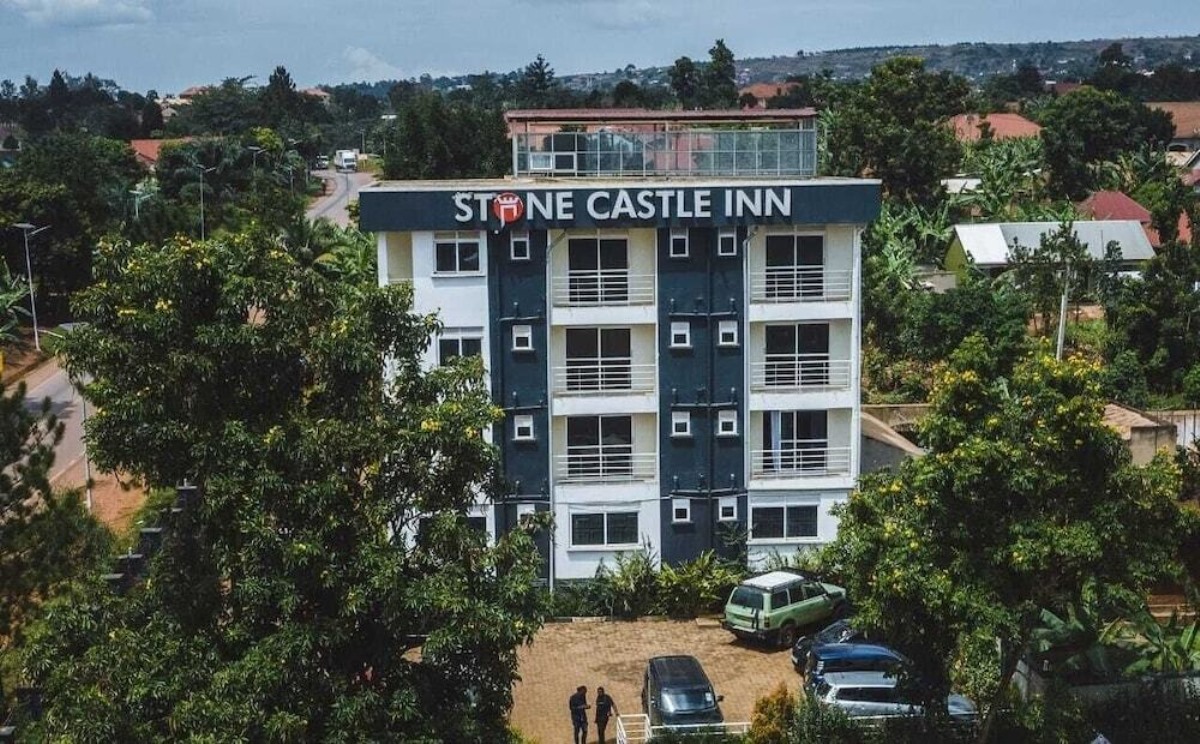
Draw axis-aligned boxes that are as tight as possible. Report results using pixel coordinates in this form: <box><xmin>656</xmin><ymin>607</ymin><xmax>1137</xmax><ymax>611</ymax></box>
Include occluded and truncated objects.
<box><xmin>1</xmin><ymin>0</ymin><xmax>153</xmax><ymax>26</ymax></box>
<box><xmin>341</xmin><ymin>46</ymin><xmax>406</xmax><ymax>82</ymax></box>
<box><xmin>516</xmin><ymin>0</ymin><xmax>676</xmax><ymax>30</ymax></box>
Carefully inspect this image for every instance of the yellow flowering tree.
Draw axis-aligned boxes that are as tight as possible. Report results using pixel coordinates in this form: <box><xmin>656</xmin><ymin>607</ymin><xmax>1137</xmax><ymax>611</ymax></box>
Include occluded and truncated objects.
<box><xmin>829</xmin><ymin>336</ymin><xmax>1186</xmax><ymax>740</ymax></box>
<box><xmin>24</xmin><ymin>234</ymin><xmax>546</xmax><ymax>741</ymax></box>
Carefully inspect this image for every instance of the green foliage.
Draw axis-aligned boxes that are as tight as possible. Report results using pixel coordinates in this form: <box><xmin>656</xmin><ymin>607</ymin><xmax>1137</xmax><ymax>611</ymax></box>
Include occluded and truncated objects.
<box><xmin>1038</xmin><ymin>88</ymin><xmax>1176</xmax><ymax>199</ymax></box>
<box><xmin>1008</xmin><ymin>221</ymin><xmax>1092</xmax><ymax>334</ymax></box>
<box><xmin>746</xmin><ymin>683</ymin><xmax>796</xmax><ymax>744</ymax></box>
<box><xmin>903</xmin><ymin>276</ymin><xmax>1031</xmax><ymax>366</ymax></box>
<box><xmin>380</xmin><ymin>92</ymin><xmax>508</xmax><ymax>180</ymax></box>
<box><xmin>1101</xmin><ymin>608</ymin><xmax>1200</xmax><ymax>675</ymax></box>
<box><xmin>1101</xmin><ymin>349</ymin><xmax>1151</xmax><ymax>408</ymax></box>
<box><xmin>668</xmin><ymin>40</ymin><xmax>740</xmax><ymax>110</ymax></box>
<box><xmin>596</xmin><ymin>546</ymin><xmax>659</xmax><ymax>618</ymax></box>
<box><xmin>24</xmin><ymin>233</ymin><xmax>548</xmax><ymax>740</ymax></box>
<box><xmin>547</xmin><ymin>551</ymin><xmax>745</xmax><ymax>618</ymax></box>
<box><xmin>828</xmin><ymin>337</ymin><xmax>1188</xmax><ymax>730</ymax></box>
<box><xmin>788</xmin><ymin>694</ymin><xmax>870</xmax><ymax>743</ymax></box>
<box><xmin>985</xmin><ymin>683</ymin><xmax>1095</xmax><ymax>744</ymax></box>
<box><xmin>1079</xmin><ymin>680</ymin><xmax>1200</xmax><ymax>743</ymax></box>
<box><xmin>824</xmin><ymin>57</ymin><xmax>968</xmax><ymax>206</ymax></box>
<box><xmin>656</xmin><ymin>551</ymin><xmax>744</xmax><ymax>618</ymax></box>
<box><xmin>1104</xmin><ymin>241</ymin><xmax>1200</xmax><ymax>398</ymax></box>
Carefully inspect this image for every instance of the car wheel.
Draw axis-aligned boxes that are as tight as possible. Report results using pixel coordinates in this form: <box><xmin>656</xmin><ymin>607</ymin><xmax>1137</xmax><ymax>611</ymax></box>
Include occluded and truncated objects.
<box><xmin>779</xmin><ymin>622</ymin><xmax>798</xmax><ymax>648</ymax></box>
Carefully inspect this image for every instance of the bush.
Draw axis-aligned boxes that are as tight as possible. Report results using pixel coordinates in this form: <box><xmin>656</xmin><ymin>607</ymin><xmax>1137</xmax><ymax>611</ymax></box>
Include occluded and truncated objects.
<box><xmin>746</xmin><ymin>683</ymin><xmax>796</xmax><ymax>744</ymax></box>
<box><xmin>657</xmin><ymin>551</ymin><xmax>744</xmax><ymax>618</ymax></box>
<box><xmin>1079</xmin><ymin>679</ymin><xmax>1200</xmax><ymax>742</ymax></box>
<box><xmin>789</xmin><ymin>694</ymin><xmax>870</xmax><ymax>744</ymax></box>
<box><xmin>596</xmin><ymin>547</ymin><xmax>657</xmax><ymax>618</ymax></box>
<box><xmin>544</xmin><ymin>581</ymin><xmax>610</xmax><ymax>617</ymax></box>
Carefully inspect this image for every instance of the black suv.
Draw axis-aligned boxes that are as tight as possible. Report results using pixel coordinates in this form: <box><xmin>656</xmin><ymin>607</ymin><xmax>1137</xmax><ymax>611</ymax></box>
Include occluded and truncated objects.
<box><xmin>642</xmin><ymin>655</ymin><xmax>724</xmax><ymax>730</ymax></box>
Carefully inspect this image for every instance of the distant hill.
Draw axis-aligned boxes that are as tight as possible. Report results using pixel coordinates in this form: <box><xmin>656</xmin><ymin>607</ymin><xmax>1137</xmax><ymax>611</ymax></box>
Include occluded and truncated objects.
<box><xmin>557</xmin><ymin>34</ymin><xmax>1200</xmax><ymax>91</ymax></box>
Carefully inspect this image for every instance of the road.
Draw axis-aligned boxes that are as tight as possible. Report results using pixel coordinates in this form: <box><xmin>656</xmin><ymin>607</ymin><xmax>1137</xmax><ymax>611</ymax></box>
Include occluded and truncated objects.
<box><xmin>21</xmin><ymin>359</ymin><xmax>87</xmax><ymax>488</ymax></box>
<box><xmin>306</xmin><ymin>168</ymin><xmax>376</xmax><ymax>226</ymax></box>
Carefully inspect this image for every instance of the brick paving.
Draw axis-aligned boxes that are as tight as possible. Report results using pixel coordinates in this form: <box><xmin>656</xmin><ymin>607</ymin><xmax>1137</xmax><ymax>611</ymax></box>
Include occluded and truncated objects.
<box><xmin>511</xmin><ymin>618</ymin><xmax>800</xmax><ymax>744</ymax></box>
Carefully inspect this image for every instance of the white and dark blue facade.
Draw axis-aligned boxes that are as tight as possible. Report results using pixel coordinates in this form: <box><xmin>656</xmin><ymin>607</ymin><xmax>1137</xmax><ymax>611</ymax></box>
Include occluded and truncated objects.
<box><xmin>362</xmin><ymin>177</ymin><xmax>880</xmax><ymax>583</ymax></box>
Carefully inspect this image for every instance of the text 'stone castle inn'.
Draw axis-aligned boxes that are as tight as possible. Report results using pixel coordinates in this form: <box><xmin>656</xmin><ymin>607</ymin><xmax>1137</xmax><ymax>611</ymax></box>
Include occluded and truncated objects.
<box><xmin>361</xmin><ymin>111</ymin><xmax>880</xmax><ymax>583</ymax></box>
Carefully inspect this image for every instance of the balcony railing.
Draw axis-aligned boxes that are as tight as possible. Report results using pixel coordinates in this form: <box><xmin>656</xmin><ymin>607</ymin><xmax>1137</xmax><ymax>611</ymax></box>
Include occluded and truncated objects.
<box><xmin>514</xmin><ymin>128</ymin><xmax>817</xmax><ymax>179</ymax></box>
<box><xmin>552</xmin><ymin>270</ymin><xmax>655</xmax><ymax>307</ymax></box>
<box><xmin>750</xmin><ymin>356</ymin><xmax>852</xmax><ymax>391</ymax></box>
<box><xmin>751</xmin><ymin>444</ymin><xmax>852</xmax><ymax>478</ymax></box>
<box><xmin>553</xmin><ymin>360</ymin><xmax>655</xmax><ymax>394</ymax></box>
<box><xmin>556</xmin><ymin>446</ymin><xmax>656</xmax><ymax>484</ymax></box>
<box><xmin>750</xmin><ymin>268</ymin><xmax>852</xmax><ymax>303</ymax></box>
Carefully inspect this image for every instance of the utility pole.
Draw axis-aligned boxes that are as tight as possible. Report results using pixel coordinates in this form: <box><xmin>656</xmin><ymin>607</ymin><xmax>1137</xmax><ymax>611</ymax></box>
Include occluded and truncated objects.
<box><xmin>12</xmin><ymin>222</ymin><xmax>50</xmax><ymax>351</ymax></box>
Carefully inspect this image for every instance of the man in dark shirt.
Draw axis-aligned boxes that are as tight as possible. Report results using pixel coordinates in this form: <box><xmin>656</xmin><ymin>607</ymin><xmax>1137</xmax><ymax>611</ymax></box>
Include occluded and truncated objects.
<box><xmin>569</xmin><ymin>685</ymin><xmax>589</xmax><ymax>744</ymax></box>
<box><xmin>595</xmin><ymin>686</ymin><xmax>618</xmax><ymax>744</ymax></box>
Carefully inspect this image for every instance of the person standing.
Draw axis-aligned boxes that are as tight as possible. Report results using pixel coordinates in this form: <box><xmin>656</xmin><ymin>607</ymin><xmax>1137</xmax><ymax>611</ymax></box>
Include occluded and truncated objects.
<box><xmin>595</xmin><ymin>686</ymin><xmax>618</xmax><ymax>744</ymax></box>
<box><xmin>569</xmin><ymin>685</ymin><xmax>590</xmax><ymax>744</ymax></box>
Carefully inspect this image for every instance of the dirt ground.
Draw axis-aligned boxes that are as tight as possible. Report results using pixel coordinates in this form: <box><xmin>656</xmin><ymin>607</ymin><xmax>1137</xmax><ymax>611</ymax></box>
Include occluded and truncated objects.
<box><xmin>511</xmin><ymin>619</ymin><xmax>799</xmax><ymax>744</ymax></box>
<box><xmin>52</xmin><ymin>457</ymin><xmax>146</xmax><ymax>535</ymax></box>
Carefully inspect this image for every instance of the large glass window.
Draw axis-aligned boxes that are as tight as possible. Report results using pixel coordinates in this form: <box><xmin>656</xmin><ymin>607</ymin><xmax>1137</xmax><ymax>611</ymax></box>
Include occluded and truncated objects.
<box><xmin>438</xmin><ymin>334</ymin><xmax>482</xmax><ymax>366</ymax></box>
<box><xmin>565</xmin><ymin>327</ymin><xmax>632</xmax><ymax>391</ymax></box>
<box><xmin>566</xmin><ymin>415</ymin><xmax>633</xmax><ymax>478</ymax></box>
<box><xmin>571</xmin><ymin>511</ymin><xmax>639</xmax><ymax>547</ymax></box>
<box><xmin>750</xmin><ymin>504</ymin><xmax>819</xmax><ymax>540</ymax></box>
<box><xmin>764</xmin><ymin>234</ymin><xmax>823</xmax><ymax>299</ymax></box>
<box><xmin>764</xmin><ymin>323</ymin><xmax>830</xmax><ymax>386</ymax></box>
<box><xmin>762</xmin><ymin>410</ymin><xmax>828</xmax><ymax>471</ymax></box>
<box><xmin>434</xmin><ymin>232</ymin><xmax>481</xmax><ymax>273</ymax></box>
<box><xmin>568</xmin><ymin>237</ymin><xmax>628</xmax><ymax>304</ymax></box>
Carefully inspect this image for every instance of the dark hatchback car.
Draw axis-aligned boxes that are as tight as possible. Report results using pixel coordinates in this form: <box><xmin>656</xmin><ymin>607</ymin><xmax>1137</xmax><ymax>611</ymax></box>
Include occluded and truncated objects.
<box><xmin>791</xmin><ymin>618</ymin><xmax>871</xmax><ymax>670</ymax></box>
<box><xmin>642</xmin><ymin>655</ymin><xmax>724</xmax><ymax>730</ymax></box>
<box><xmin>803</xmin><ymin>643</ymin><xmax>909</xmax><ymax>687</ymax></box>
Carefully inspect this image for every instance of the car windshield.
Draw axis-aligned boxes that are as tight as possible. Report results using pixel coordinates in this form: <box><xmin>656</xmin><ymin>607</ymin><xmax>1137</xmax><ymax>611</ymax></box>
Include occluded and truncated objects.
<box><xmin>661</xmin><ymin>688</ymin><xmax>716</xmax><ymax>713</ymax></box>
<box><xmin>729</xmin><ymin>586</ymin><xmax>765</xmax><ymax>609</ymax></box>
<box><xmin>815</xmin><ymin>620</ymin><xmax>853</xmax><ymax>644</ymax></box>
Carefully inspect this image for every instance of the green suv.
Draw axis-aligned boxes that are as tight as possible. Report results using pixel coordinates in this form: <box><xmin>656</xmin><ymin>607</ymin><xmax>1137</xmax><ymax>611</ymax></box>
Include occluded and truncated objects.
<box><xmin>722</xmin><ymin>570</ymin><xmax>848</xmax><ymax>647</ymax></box>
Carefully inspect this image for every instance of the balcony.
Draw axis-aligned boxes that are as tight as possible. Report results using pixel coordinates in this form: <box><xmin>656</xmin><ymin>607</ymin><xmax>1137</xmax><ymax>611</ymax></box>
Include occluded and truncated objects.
<box><xmin>552</xmin><ymin>270</ymin><xmax>655</xmax><ymax>307</ymax></box>
<box><xmin>553</xmin><ymin>360</ymin><xmax>655</xmax><ymax>395</ymax></box>
<box><xmin>556</xmin><ymin>446</ymin><xmax>656</xmax><ymax>484</ymax></box>
<box><xmin>513</xmin><ymin>128</ymin><xmax>817</xmax><ymax>179</ymax></box>
<box><xmin>750</xmin><ymin>267</ymin><xmax>852</xmax><ymax>303</ymax></box>
<box><xmin>751</xmin><ymin>445</ymin><xmax>852</xmax><ymax>478</ymax></box>
<box><xmin>750</xmin><ymin>356</ymin><xmax>852</xmax><ymax>392</ymax></box>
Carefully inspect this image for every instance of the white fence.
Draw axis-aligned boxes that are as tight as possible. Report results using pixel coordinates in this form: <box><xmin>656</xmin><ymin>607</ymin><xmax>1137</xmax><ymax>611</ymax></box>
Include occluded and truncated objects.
<box><xmin>615</xmin><ymin>714</ymin><xmax>751</xmax><ymax>743</ymax></box>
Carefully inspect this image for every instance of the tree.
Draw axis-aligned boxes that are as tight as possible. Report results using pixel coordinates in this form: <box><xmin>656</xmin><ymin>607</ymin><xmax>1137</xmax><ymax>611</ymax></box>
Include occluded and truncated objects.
<box><xmin>0</xmin><ymin>380</ymin><xmax>108</xmax><ymax>710</ymax></box>
<box><xmin>668</xmin><ymin>56</ymin><xmax>700</xmax><ymax>109</ymax></box>
<box><xmin>1039</xmin><ymin>88</ymin><xmax>1176</xmax><ymax>199</ymax></box>
<box><xmin>380</xmin><ymin>93</ymin><xmax>508</xmax><ymax>180</ymax></box>
<box><xmin>829</xmin><ymin>337</ymin><xmax>1186</xmax><ymax>740</ymax></box>
<box><xmin>1009</xmin><ymin>221</ymin><xmax>1092</xmax><ymax>334</ymax></box>
<box><xmin>824</xmin><ymin>57</ymin><xmax>968</xmax><ymax>206</ymax></box>
<box><xmin>517</xmin><ymin>54</ymin><xmax>556</xmax><ymax>109</ymax></box>
<box><xmin>702</xmin><ymin>39</ymin><xmax>738</xmax><ymax>109</ymax></box>
<box><xmin>24</xmin><ymin>233</ymin><xmax>547</xmax><ymax>740</ymax></box>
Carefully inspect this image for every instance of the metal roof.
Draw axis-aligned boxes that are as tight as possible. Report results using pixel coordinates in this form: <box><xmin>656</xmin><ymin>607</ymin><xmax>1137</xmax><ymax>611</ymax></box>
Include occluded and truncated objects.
<box><xmin>504</xmin><ymin>108</ymin><xmax>817</xmax><ymax>125</ymax></box>
<box><xmin>952</xmin><ymin>220</ymin><xmax>1156</xmax><ymax>267</ymax></box>
<box><xmin>742</xmin><ymin>570</ymin><xmax>808</xmax><ymax>590</ymax></box>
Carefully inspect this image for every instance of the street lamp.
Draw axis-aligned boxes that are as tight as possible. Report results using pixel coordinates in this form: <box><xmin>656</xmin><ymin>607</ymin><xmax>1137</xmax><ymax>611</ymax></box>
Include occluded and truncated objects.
<box><xmin>194</xmin><ymin>165</ymin><xmax>216</xmax><ymax>240</ymax></box>
<box><xmin>11</xmin><ymin>222</ymin><xmax>49</xmax><ymax>352</ymax></box>
<box><xmin>130</xmin><ymin>187</ymin><xmax>153</xmax><ymax>219</ymax></box>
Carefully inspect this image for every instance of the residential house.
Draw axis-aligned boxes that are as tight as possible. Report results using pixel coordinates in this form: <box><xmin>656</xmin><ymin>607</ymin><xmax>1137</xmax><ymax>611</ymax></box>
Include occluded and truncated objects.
<box><xmin>738</xmin><ymin>82</ymin><xmax>801</xmax><ymax>108</ymax></box>
<box><xmin>1149</xmin><ymin>101</ymin><xmax>1200</xmax><ymax>152</ymax></box>
<box><xmin>1077</xmin><ymin>189</ymin><xmax>1193</xmax><ymax>248</ymax></box>
<box><xmin>361</xmin><ymin>110</ymin><xmax>881</xmax><ymax>580</ymax></box>
<box><xmin>945</xmin><ymin>220</ymin><xmax>1156</xmax><ymax>279</ymax></box>
<box><xmin>128</xmin><ymin>138</ymin><xmax>191</xmax><ymax>171</ymax></box>
<box><xmin>949</xmin><ymin>113</ymin><xmax>1042</xmax><ymax>142</ymax></box>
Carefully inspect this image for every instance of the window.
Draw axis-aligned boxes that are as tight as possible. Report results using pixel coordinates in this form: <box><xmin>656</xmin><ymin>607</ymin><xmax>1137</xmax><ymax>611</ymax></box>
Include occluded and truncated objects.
<box><xmin>568</xmin><ymin>236</ymin><xmax>628</xmax><ymax>304</ymax></box>
<box><xmin>565</xmin><ymin>327</ymin><xmax>632</xmax><ymax>391</ymax></box>
<box><xmin>510</xmin><ymin>232</ymin><xmax>530</xmax><ymax>261</ymax></box>
<box><xmin>764</xmin><ymin>234</ymin><xmax>824</xmax><ymax>299</ymax></box>
<box><xmin>771</xmin><ymin>589</ymin><xmax>790</xmax><ymax>609</ymax></box>
<box><xmin>718</xmin><ymin>320</ymin><xmax>739</xmax><ymax>347</ymax></box>
<box><xmin>566</xmin><ymin>415</ymin><xmax>634</xmax><ymax>480</ymax></box>
<box><xmin>516</xmin><ymin>503</ymin><xmax>537</xmax><ymax>525</ymax></box>
<box><xmin>434</xmin><ymin>232</ymin><xmax>481</xmax><ymax>274</ymax></box>
<box><xmin>670</xmin><ymin>322</ymin><xmax>691</xmax><ymax>348</ymax></box>
<box><xmin>672</xmin><ymin>498</ymin><xmax>691</xmax><ymax>523</ymax></box>
<box><xmin>750</xmin><ymin>504</ymin><xmax>819</xmax><ymax>540</ymax></box>
<box><xmin>718</xmin><ymin>229</ymin><xmax>738</xmax><ymax>257</ymax></box>
<box><xmin>512</xmin><ymin>324</ymin><xmax>533</xmax><ymax>351</ymax></box>
<box><xmin>513</xmin><ymin>415</ymin><xmax>534</xmax><ymax>441</ymax></box>
<box><xmin>466</xmin><ymin>516</ymin><xmax>488</xmax><ymax>534</ymax></box>
<box><xmin>718</xmin><ymin>496</ymin><xmax>737</xmax><ymax>521</ymax></box>
<box><xmin>571</xmin><ymin>511</ymin><xmax>639</xmax><ymax>547</ymax></box>
<box><xmin>669</xmin><ymin>229</ymin><xmax>689</xmax><ymax>258</ymax></box>
<box><xmin>763</xmin><ymin>410</ymin><xmax>829</xmax><ymax>471</ymax></box>
<box><xmin>671</xmin><ymin>411</ymin><xmax>691</xmax><ymax>437</ymax></box>
<box><xmin>764</xmin><ymin>324</ymin><xmax>831</xmax><ymax>387</ymax></box>
<box><xmin>717</xmin><ymin>409</ymin><xmax>738</xmax><ymax>436</ymax></box>
<box><xmin>438</xmin><ymin>333</ymin><xmax>482</xmax><ymax>366</ymax></box>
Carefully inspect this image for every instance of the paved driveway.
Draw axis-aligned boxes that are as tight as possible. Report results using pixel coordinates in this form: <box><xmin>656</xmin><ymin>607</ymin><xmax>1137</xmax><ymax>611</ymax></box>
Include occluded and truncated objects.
<box><xmin>511</xmin><ymin>619</ymin><xmax>798</xmax><ymax>744</ymax></box>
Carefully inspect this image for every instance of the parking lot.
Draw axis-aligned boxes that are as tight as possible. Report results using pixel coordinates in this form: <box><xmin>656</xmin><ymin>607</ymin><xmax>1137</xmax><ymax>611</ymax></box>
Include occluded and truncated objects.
<box><xmin>510</xmin><ymin>618</ymin><xmax>800</xmax><ymax>744</ymax></box>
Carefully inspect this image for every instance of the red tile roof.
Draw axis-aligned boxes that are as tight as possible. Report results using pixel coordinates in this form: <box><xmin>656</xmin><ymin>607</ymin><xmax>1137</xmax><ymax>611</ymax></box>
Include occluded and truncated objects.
<box><xmin>950</xmin><ymin>113</ymin><xmax>1042</xmax><ymax>142</ymax></box>
<box><xmin>738</xmin><ymin>82</ymin><xmax>800</xmax><ymax>106</ymax></box>
<box><xmin>128</xmin><ymin>138</ymin><xmax>190</xmax><ymax>168</ymax></box>
<box><xmin>1077</xmin><ymin>191</ymin><xmax>1152</xmax><ymax>223</ymax></box>
<box><xmin>1148</xmin><ymin>102</ymin><xmax>1200</xmax><ymax>139</ymax></box>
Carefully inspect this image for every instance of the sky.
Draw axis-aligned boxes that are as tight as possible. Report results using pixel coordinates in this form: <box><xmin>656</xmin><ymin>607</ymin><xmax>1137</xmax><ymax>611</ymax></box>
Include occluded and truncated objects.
<box><xmin>0</xmin><ymin>0</ymin><xmax>1192</xmax><ymax>94</ymax></box>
